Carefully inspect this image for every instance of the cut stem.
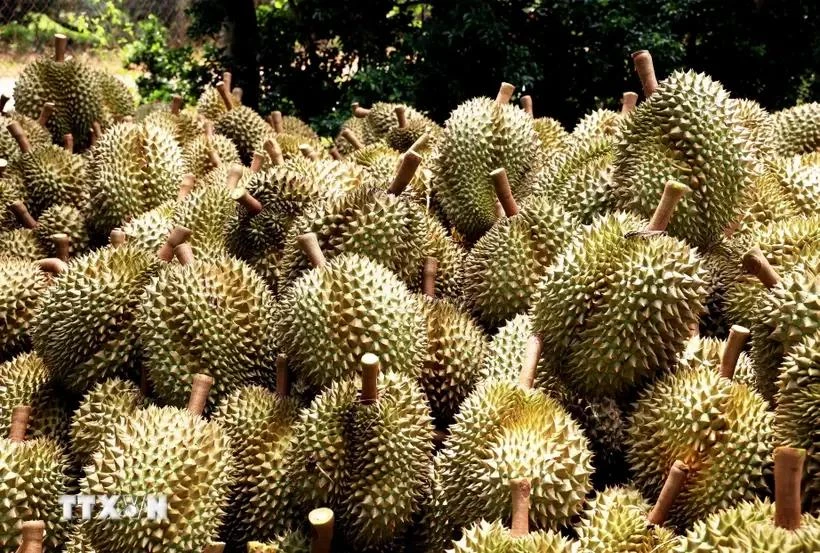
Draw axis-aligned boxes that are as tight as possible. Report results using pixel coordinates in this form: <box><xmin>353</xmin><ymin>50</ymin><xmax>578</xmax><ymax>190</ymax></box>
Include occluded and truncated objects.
<box><xmin>225</xmin><ymin>164</ymin><xmax>244</xmax><ymax>189</ymax></box>
<box><xmin>231</xmin><ymin>87</ymin><xmax>243</xmax><ymax>102</ymax></box>
<box><xmin>297</xmin><ymin>232</ymin><xmax>326</xmax><ymax>268</ymax></box>
<box><xmin>496</xmin><ymin>82</ymin><xmax>516</xmax><ymax>105</ymax></box>
<box><xmin>230</xmin><ymin>186</ymin><xmax>263</xmax><ymax>216</ymax></box>
<box><xmin>9</xmin><ymin>405</ymin><xmax>31</xmax><ymax>442</ymax></box>
<box><xmin>519</xmin><ymin>336</ymin><xmax>542</xmax><ymax>390</ymax></box>
<box><xmin>395</xmin><ymin>106</ymin><xmax>408</xmax><ymax>128</ymax></box>
<box><xmin>646</xmin><ymin>180</ymin><xmax>690</xmax><ymax>232</ymax></box>
<box><xmin>19</xmin><ymin>520</ymin><xmax>45</xmax><ymax>553</ymax></box>
<box><xmin>742</xmin><ymin>248</ymin><xmax>781</xmax><ymax>289</ymax></box>
<box><xmin>491</xmin><ymin>168</ymin><xmax>519</xmax><ymax>217</ymax></box>
<box><xmin>520</xmin><ymin>95</ymin><xmax>533</xmax><ymax>116</ymax></box>
<box><xmin>632</xmin><ymin>50</ymin><xmax>658</xmax><ymax>98</ymax></box>
<box><xmin>329</xmin><ymin>147</ymin><xmax>341</xmax><ymax>160</ymax></box>
<box><xmin>187</xmin><ymin>374</ymin><xmax>214</xmax><ymax>416</ymax></box>
<box><xmin>409</xmin><ymin>133</ymin><xmax>429</xmax><ymax>152</ymax></box>
<box><xmin>37</xmin><ymin>258</ymin><xmax>68</xmax><ymax>275</ymax></box>
<box><xmin>9</xmin><ymin>201</ymin><xmax>38</xmax><ymax>228</ymax></box>
<box><xmin>774</xmin><ymin>446</ymin><xmax>806</xmax><ymax>531</ymax></box>
<box><xmin>109</xmin><ymin>228</ymin><xmax>126</xmax><ymax>247</ymax></box>
<box><xmin>509</xmin><ymin>478</ymin><xmax>531</xmax><ymax>537</ymax></box>
<box><xmin>54</xmin><ymin>33</ymin><xmax>67</xmax><ymax>62</ymax></box>
<box><xmin>621</xmin><ymin>91</ymin><xmax>639</xmax><ymax>114</ymax></box>
<box><xmin>309</xmin><ymin>507</ymin><xmax>335</xmax><ymax>553</ymax></box>
<box><xmin>647</xmin><ymin>460</ymin><xmax>689</xmax><ymax>525</ymax></box>
<box><xmin>719</xmin><ymin>325</ymin><xmax>750</xmax><ymax>380</ymax></box>
<box><xmin>63</xmin><ymin>133</ymin><xmax>74</xmax><ymax>153</ymax></box>
<box><xmin>270</xmin><ymin>111</ymin><xmax>284</xmax><ymax>133</ymax></box>
<box><xmin>157</xmin><ymin>226</ymin><xmax>192</xmax><ymax>262</ymax></box>
<box><xmin>37</xmin><ymin>102</ymin><xmax>55</xmax><ymax>127</ymax></box>
<box><xmin>250</xmin><ymin>151</ymin><xmax>264</xmax><ymax>172</ymax></box>
<box><xmin>360</xmin><ymin>353</ymin><xmax>380</xmax><ymax>405</ymax></box>
<box><xmin>387</xmin><ymin>150</ymin><xmax>422</xmax><ymax>195</ymax></box>
<box><xmin>203</xmin><ymin>543</ymin><xmax>225</xmax><ymax>553</ymax></box>
<box><xmin>7</xmin><ymin>121</ymin><xmax>32</xmax><ymax>153</ymax></box>
<box><xmin>276</xmin><ymin>354</ymin><xmax>289</xmax><ymax>398</ymax></box>
<box><xmin>340</xmin><ymin>128</ymin><xmax>364</xmax><ymax>151</ymax></box>
<box><xmin>215</xmin><ymin>82</ymin><xmax>234</xmax><ymax>111</ymax></box>
<box><xmin>51</xmin><ymin>233</ymin><xmax>70</xmax><ymax>262</ymax></box>
<box><xmin>300</xmin><ymin>143</ymin><xmax>319</xmax><ymax>161</ymax></box>
<box><xmin>353</xmin><ymin>103</ymin><xmax>371</xmax><ymax>118</ymax></box>
<box><xmin>174</xmin><ymin>243</ymin><xmax>195</xmax><ymax>265</ymax></box>
<box><xmin>422</xmin><ymin>256</ymin><xmax>438</xmax><ymax>298</ymax></box>
<box><xmin>206</xmin><ymin>146</ymin><xmax>221</xmax><ymax>169</ymax></box>
<box><xmin>178</xmin><ymin>174</ymin><xmax>195</xmax><ymax>201</ymax></box>
<box><xmin>171</xmin><ymin>95</ymin><xmax>183</xmax><ymax>115</ymax></box>
<box><xmin>222</xmin><ymin>71</ymin><xmax>232</xmax><ymax>92</ymax></box>
<box><xmin>263</xmin><ymin>138</ymin><xmax>285</xmax><ymax>166</ymax></box>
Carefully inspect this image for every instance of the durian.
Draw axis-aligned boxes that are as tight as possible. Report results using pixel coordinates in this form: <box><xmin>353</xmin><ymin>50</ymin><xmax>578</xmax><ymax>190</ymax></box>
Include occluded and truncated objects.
<box><xmin>94</xmin><ymin>70</ymin><xmax>135</xmax><ymax>124</ymax></box>
<box><xmin>212</xmin><ymin>82</ymin><xmax>274</xmax><ymax>164</ymax></box>
<box><xmin>182</xmin><ymin>123</ymin><xmax>241</xmax><ymax>178</ymax></box>
<box><xmin>196</xmin><ymin>72</ymin><xmax>241</xmax><ymax>120</ymax></box>
<box><xmin>0</xmin><ymin>257</ymin><xmax>48</xmax><ymax>360</ymax></box>
<box><xmin>34</xmin><ymin>203</ymin><xmax>89</xmax><ymax>257</ymax></box>
<box><xmin>773</xmin><ymin>102</ymin><xmax>820</xmax><ymax>156</ymax></box>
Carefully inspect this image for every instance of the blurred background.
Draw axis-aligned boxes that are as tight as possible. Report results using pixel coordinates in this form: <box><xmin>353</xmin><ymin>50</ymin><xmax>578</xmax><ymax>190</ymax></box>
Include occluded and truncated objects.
<box><xmin>0</xmin><ymin>0</ymin><xmax>817</xmax><ymax>135</ymax></box>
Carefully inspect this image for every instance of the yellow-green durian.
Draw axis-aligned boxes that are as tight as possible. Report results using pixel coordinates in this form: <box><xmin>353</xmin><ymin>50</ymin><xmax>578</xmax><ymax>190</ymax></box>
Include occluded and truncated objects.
<box><xmin>772</xmin><ymin>102</ymin><xmax>820</xmax><ymax>156</ymax></box>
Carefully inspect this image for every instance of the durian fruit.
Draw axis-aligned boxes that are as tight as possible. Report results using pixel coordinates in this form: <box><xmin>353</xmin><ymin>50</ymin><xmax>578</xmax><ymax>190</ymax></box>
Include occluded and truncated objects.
<box><xmin>571</xmin><ymin>108</ymin><xmax>623</xmax><ymax>142</ymax></box>
<box><xmin>675</xmin><ymin>447</ymin><xmax>820</xmax><ymax>552</ymax></box>
<box><xmin>418</xmin><ymin>257</ymin><xmax>489</xmax><ymax>425</ymax></box>
<box><xmin>0</xmin><ymin>405</ymin><xmax>72</xmax><ymax>550</ymax></box>
<box><xmin>276</xmin><ymin>237</ymin><xmax>427</xmax><ymax>391</ymax></box>
<box><xmin>611</xmin><ymin>69</ymin><xmax>755</xmax><ymax>249</ymax></box>
<box><xmin>530</xmin><ymin>183</ymin><xmax>707</xmax><ymax>397</ymax></box>
<box><xmin>463</xmin><ymin>169</ymin><xmax>576</xmax><ymax>326</ymax></box>
<box><xmin>451</xmin><ymin>479</ymin><xmax>581</xmax><ymax>553</ymax></box>
<box><xmin>386</xmin><ymin>105</ymin><xmax>439</xmax><ymax>153</ymax></box>
<box><xmin>171</xmin><ymin>175</ymin><xmax>234</xmax><ymax>256</ymax></box>
<box><xmin>213</xmin><ymin>373</ymin><xmax>302</xmax><ymax>545</ymax></box>
<box><xmin>283</xmin><ymin>155</ymin><xmax>364</xmax><ymax>200</ymax></box>
<box><xmin>268</xmin><ymin>111</ymin><xmax>320</xmax><ymax>142</ymax></box>
<box><xmin>435</xmin><ymin>358</ymin><xmax>593</xmax><ymax>534</ymax></box>
<box><xmin>196</xmin><ymin>72</ymin><xmax>241</xmax><ymax>120</ymax></box>
<box><xmin>0</xmin><ymin>256</ymin><xmax>48</xmax><ymax>360</ymax></box>
<box><xmin>34</xmin><ymin>203</ymin><xmax>89</xmax><ymax>257</ymax></box>
<box><xmin>13</xmin><ymin>34</ymin><xmax>105</xmax><ymax>150</ymax></box>
<box><xmin>32</xmin><ymin>243</ymin><xmax>161</xmax><ymax>393</ymax></box>
<box><xmin>120</xmin><ymin>200</ymin><xmax>176</xmax><ymax>252</ymax></box>
<box><xmin>212</xmin><ymin>82</ymin><xmax>274</xmax><ymax>164</ymax></box>
<box><xmin>627</xmin><ymin>325</ymin><xmax>773</xmax><ymax>529</ymax></box>
<box><xmin>683</xmin><ymin>332</ymin><xmax>757</xmax><ymax>390</ymax></box>
<box><xmin>732</xmin><ymin>98</ymin><xmax>776</xmax><ymax>161</ymax></box>
<box><xmin>289</xmin><ymin>354</ymin><xmax>433</xmax><ymax>550</ymax></box>
<box><xmin>0</xmin><ymin>227</ymin><xmax>44</xmax><ymax>260</ymax></box>
<box><xmin>0</xmin><ymin>109</ymin><xmax>51</xmax><ymax>161</ymax></box>
<box><xmin>69</xmin><ymin>378</ymin><xmax>145</xmax><ymax>466</ymax></box>
<box><xmin>145</xmin><ymin>95</ymin><xmax>203</xmax><ymax>146</ymax></box>
<box><xmin>65</xmin><ymin>527</ymin><xmax>96</xmax><ymax>553</ymax></box>
<box><xmin>352</xmin><ymin>101</ymin><xmax>427</xmax><ymax>142</ymax></box>
<box><xmin>138</xmin><ymin>247</ymin><xmax>277</xmax><ymax>409</ymax></box>
<box><xmin>94</xmin><ymin>70</ymin><xmax>135</xmax><ymax>124</ymax></box>
<box><xmin>349</xmin><ymin>142</ymin><xmax>432</xmax><ymax>205</ymax></box>
<box><xmin>246</xmin><ymin>507</ymin><xmax>334</xmax><ymax>553</ymax></box>
<box><xmin>480</xmin><ymin>313</ymin><xmax>554</xmax><ymax>389</ymax></box>
<box><xmin>532</xmin><ymin>116</ymin><xmax>569</xmax><ymax>156</ymax></box>
<box><xmin>182</xmin><ymin>122</ymin><xmax>241</xmax><ymax>178</ymax></box>
<box><xmin>88</xmin><ymin>120</ymin><xmax>184</xmax><ymax>239</ymax></box>
<box><xmin>432</xmin><ymin>83</ymin><xmax>542</xmax><ymax>239</ymax></box>
<box><xmin>81</xmin><ymin>375</ymin><xmax>235</xmax><ymax>553</ymax></box>
<box><xmin>752</xmin><ymin>155</ymin><xmax>820</xmax><ymax>218</ymax></box>
<box><xmin>772</xmin><ymin>102</ymin><xmax>820</xmax><ymax>156</ymax></box>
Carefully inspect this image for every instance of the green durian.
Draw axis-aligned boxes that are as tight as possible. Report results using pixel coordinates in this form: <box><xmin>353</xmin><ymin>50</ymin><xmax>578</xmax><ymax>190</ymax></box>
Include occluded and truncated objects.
<box><xmin>698</xmin><ymin>239</ymin><xmax>747</xmax><ymax>339</ymax></box>
<box><xmin>144</xmin><ymin>100</ymin><xmax>203</xmax><ymax>147</ymax></box>
<box><xmin>182</xmin><ymin>131</ymin><xmax>241</xmax><ymax>178</ymax></box>
<box><xmin>196</xmin><ymin>78</ymin><xmax>241</xmax><ymax>120</ymax></box>
<box><xmin>571</xmin><ymin>108</ymin><xmax>623</xmax><ymax>142</ymax></box>
<box><xmin>0</xmin><ymin>228</ymin><xmax>44</xmax><ymax>260</ymax></box>
<box><xmin>732</xmin><ymin>98</ymin><xmax>776</xmax><ymax>161</ymax></box>
<box><xmin>271</xmin><ymin>113</ymin><xmax>319</xmax><ymax>142</ymax></box>
<box><xmin>357</xmin><ymin>102</ymin><xmax>426</xmax><ymax>141</ymax></box>
<box><xmin>0</xmin><ymin>112</ymin><xmax>50</xmax><ymax>162</ymax></box>
<box><xmin>757</xmin><ymin>155</ymin><xmax>820</xmax><ymax>217</ymax></box>
<box><xmin>172</xmin><ymin>182</ymin><xmax>233</xmax><ymax>257</ymax></box>
<box><xmin>736</xmin><ymin>172</ymin><xmax>801</xmax><ymax>234</ymax></box>
<box><xmin>247</xmin><ymin>246</ymin><xmax>282</xmax><ymax>296</ymax></box>
<box><xmin>214</xmin><ymin>95</ymin><xmax>275</xmax><ymax>164</ymax></box>
<box><xmin>65</xmin><ymin>527</ymin><xmax>96</xmax><ymax>553</ymax></box>
<box><xmin>94</xmin><ymin>70</ymin><xmax>135</xmax><ymax>124</ymax></box>
<box><xmin>0</xmin><ymin>257</ymin><xmax>48</xmax><ymax>360</ymax></box>
<box><xmin>283</xmin><ymin>156</ymin><xmax>364</xmax><ymax>200</ymax></box>
<box><xmin>451</xmin><ymin>520</ymin><xmax>580</xmax><ymax>553</ymax></box>
<box><xmin>34</xmin><ymin>203</ymin><xmax>89</xmax><ymax>257</ymax></box>
<box><xmin>533</xmin><ymin>117</ymin><xmax>569</xmax><ymax>155</ymax></box>
<box><xmin>773</xmin><ymin>102</ymin><xmax>820</xmax><ymax>156</ymax></box>
<box><xmin>120</xmin><ymin>200</ymin><xmax>176</xmax><ymax>253</ymax></box>
<box><xmin>335</xmin><ymin>115</ymin><xmax>372</xmax><ymax>155</ymax></box>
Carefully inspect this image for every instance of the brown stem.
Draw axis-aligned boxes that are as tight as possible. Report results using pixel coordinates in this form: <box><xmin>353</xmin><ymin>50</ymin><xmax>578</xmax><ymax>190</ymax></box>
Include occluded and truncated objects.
<box><xmin>360</xmin><ymin>353</ymin><xmax>380</xmax><ymax>404</ymax></box>
<box><xmin>276</xmin><ymin>354</ymin><xmax>289</xmax><ymax>398</ymax></box>
<box><xmin>231</xmin><ymin>87</ymin><xmax>243</xmax><ymax>102</ymax></box>
<box><xmin>178</xmin><ymin>174</ymin><xmax>195</xmax><ymax>201</ymax></box>
<box><xmin>742</xmin><ymin>248</ymin><xmax>781</xmax><ymax>289</ymax></box>
<box><xmin>719</xmin><ymin>325</ymin><xmax>750</xmax><ymax>380</ymax></box>
<box><xmin>171</xmin><ymin>95</ymin><xmax>183</xmax><ymax>115</ymax></box>
<box><xmin>496</xmin><ymin>82</ymin><xmax>516</xmax><ymax>105</ymax></box>
<box><xmin>222</xmin><ymin>71</ymin><xmax>232</xmax><ymax>92</ymax></box>
<box><xmin>297</xmin><ymin>233</ymin><xmax>326</xmax><ymax>268</ymax></box>
<box><xmin>225</xmin><ymin>164</ymin><xmax>244</xmax><ymax>189</ymax></box>
<box><xmin>7</xmin><ymin>121</ymin><xmax>31</xmax><ymax>153</ymax></box>
<box><xmin>231</xmin><ymin>186</ymin><xmax>263</xmax><ymax>216</ymax></box>
<box><xmin>215</xmin><ymin>82</ymin><xmax>234</xmax><ymax>111</ymax></box>
<box><xmin>309</xmin><ymin>507</ymin><xmax>335</xmax><ymax>553</ymax></box>
<box><xmin>270</xmin><ymin>110</ymin><xmax>284</xmax><ymax>133</ymax></box>
<box><xmin>37</xmin><ymin>102</ymin><xmax>55</xmax><ymax>127</ymax></box>
<box><xmin>519</xmin><ymin>336</ymin><xmax>542</xmax><ymax>390</ymax></box>
<box><xmin>647</xmin><ymin>460</ymin><xmax>689</xmax><ymax>525</ymax></box>
<box><xmin>632</xmin><ymin>50</ymin><xmax>658</xmax><ymax>99</ymax></box>
<box><xmin>300</xmin><ymin>143</ymin><xmax>319</xmax><ymax>161</ymax></box>
<box><xmin>387</xmin><ymin>150</ymin><xmax>422</xmax><ymax>195</ymax></box>
<box><xmin>90</xmin><ymin>121</ymin><xmax>102</xmax><ymax>147</ymax></box>
<box><xmin>157</xmin><ymin>226</ymin><xmax>192</xmax><ymax>262</ymax></box>
<box><xmin>187</xmin><ymin>374</ymin><xmax>214</xmax><ymax>416</ymax></box>
<box><xmin>495</xmin><ymin>200</ymin><xmax>506</xmax><ymax>219</ymax></box>
<box><xmin>353</xmin><ymin>103</ymin><xmax>370</xmax><ymax>118</ymax></box>
<box><xmin>341</xmin><ymin>128</ymin><xmax>364</xmax><ymax>150</ymax></box>
<box><xmin>203</xmin><ymin>543</ymin><xmax>225</xmax><ymax>553</ymax></box>
<box><xmin>329</xmin><ymin>147</ymin><xmax>341</xmax><ymax>160</ymax></box>
<box><xmin>204</xmin><ymin>121</ymin><xmax>214</xmax><ymax>138</ymax></box>
<box><xmin>395</xmin><ymin>106</ymin><xmax>408</xmax><ymax>128</ymax></box>
<box><xmin>0</xmin><ymin>158</ymin><xmax>6</xmax><ymax>177</ymax></box>
<box><xmin>422</xmin><ymin>256</ymin><xmax>438</xmax><ymax>298</ymax></box>
<box><xmin>206</xmin><ymin>146</ymin><xmax>221</xmax><ymax>169</ymax></box>
<box><xmin>37</xmin><ymin>258</ymin><xmax>68</xmax><ymax>274</ymax></box>
<box><xmin>491</xmin><ymin>168</ymin><xmax>519</xmax><ymax>217</ymax></box>
<box><xmin>51</xmin><ymin>233</ymin><xmax>70</xmax><ymax>262</ymax></box>
<box><xmin>263</xmin><ymin>138</ymin><xmax>285</xmax><ymax>166</ymax></box>
<box><xmin>9</xmin><ymin>405</ymin><xmax>31</xmax><ymax>442</ymax></box>
<box><xmin>520</xmin><ymin>95</ymin><xmax>533</xmax><ymax>116</ymax></box>
<box><xmin>774</xmin><ymin>446</ymin><xmax>806</xmax><ymax>531</ymax></box>
<box><xmin>54</xmin><ymin>33</ymin><xmax>67</xmax><ymax>62</ymax></box>
<box><xmin>250</xmin><ymin>152</ymin><xmax>264</xmax><ymax>172</ymax></box>
<box><xmin>509</xmin><ymin>478</ymin><xmax>531</xmax><ymax>537</ymax></box>
<box><xmin>0</xmin><ymin>94</ymin><xmax>9</xmax><ymax>112</ymax></box>
<box><xmin>19</xmin><ymin>520</ymin><xmax>45</xmax><ymax>553</ymax></box>
<box><xmin>63</xmin><ymin>133</ymin><xmax>74</xmax><ymax>153</ymax></box>
<box><xmin>109</xmin><ymin>228</ymin><xmax>126</xmax><ymax>247</ymax></box>
<box><xmin>621</xmin><ymin>92</ymin><xmax>639</xmax><ymax>114</ymax></box>
<box><xmin>9</xmin><ymin>201</ymin><xmax>38</xmax><ymax>228</ymax></box>
<box><xmin>409</xmin><ymin>133</ymin><xmax>429</xmax><ymax>152</ymax></box>
<box><xmin>174</xmin><ymin>243</ymin><xmax>195</xmax><ymax>265</ymax></box>
<box><xmin>646</xmin><ymin>180</ymin><xmax>689</xmax><ymax>232</ymax></box>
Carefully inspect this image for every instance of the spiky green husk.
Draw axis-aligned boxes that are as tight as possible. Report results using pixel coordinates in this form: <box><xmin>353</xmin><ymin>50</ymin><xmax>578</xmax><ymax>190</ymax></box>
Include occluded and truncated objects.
<box><xmin>335</xmin><ymin>116</ymin><xmax>372</xmax><ymax>155</ymax></box>
<box><xmin>758</xmin><ymin>155</ymin><xmax>820</xmax><ymax>217</ymax></box>
<box><xmin>81</xmin><ymin>405</ymin><xmax>234</xmax><ymax>553</ymax></box>
<box><xmin>247</xmin><ymin>531</ymin><xmax>310</xmax><ymax>553</ymax></box>
<box><xmin>34</xmin><ymin>203</ymin><xmax>89</xmax><ymax>257</ymax></box>
<box><xmin>463</xmin><ymin>196</ymin><xmax>576</xmax><ymax>326</ymax></box>
<box><xmin>0</xmin><ymin>114</ymin><xmax>50</xmax><ymax>161</ymax></box>
<box><xmin>120</xmin><ymin>200</ymin><xmax>176</xmax><ymax>253</ymax></box>
<box><xmin>451</xmin><ymin>520</ymin><xmax>580</xmax><ymax>553</ymax></box>
<box><xmin>65</xmin><ymin>528</ymin><xmax>96</xmax><ymax>553</ymax></box>
<box><xmin>276</xmin><ymin>253</ymin><xmax>427</xmax><ymax>391</ymax></box>
<box><xmin>437</xmin><ymin>379</ymin><xmax>592</xmax><ymax>532</ymax></box>
<box><xmin>145</xmin><ymin>109</ymin><xmax>203</xmax><ymax>147</ymax></box>
<box><xmin>182</xmin><ymin>133</ymin><xmax>241</xmax><ymax>178</ymax></box>
<box><xmin>32</xmin><ymin>244</ymin><xmax>160</xmax><ymax>393</ymax></box>
<box><xmin>0</xmin><ymin>177</ymin><xmax>25</xmax><ymax>230</ymax></box>
<box><xmin>432</xmin><ymin>97</ymin><xmax>542</xmax><ymax>238</ymax></box>
<box><xmin>281</xmin><ymin>115</ymin><xmax>319</xmax><ymax>141</ymax></box>
<box><xmin>627</xmin><ymin>358</ymin><xmax>772</xmax><ymax>529</ymax></box>
<box><xmin>533</xmin><ymin>117</ymin><xmax>569</xmax><ymax>155</ymax></box>
<box><xmin>215</xmin><ymin>106</ymin><xmax>275</xmax><ymax>164</ymax></box>
<box><xmin>274</xmin><ymin>132</ymin><xmax>325</xmax><ymax>162</ymax></box>
<box><xmin>684</xmin><ymin>334</ymin><xmax>757</xmax><ymax>390</ymax></box>
<box><xmin>738</xmin><ymin>171</ymin><xmax>801</xmax><ymax>230</ymax></box>
<box><xmin>365</xmin><ymin>103</ymin><xmax>426</xmax><ymax>140</ymax></box>
<box><xmin>576</xmin><ymin>487</ymin><xmax>677</xmax><ymax>553</ymax></box>
<box><xmin>290</xmin><ymin>371</ymin><xmax>433</xmax><ymax>550</ymax></box>
<box><xmin>138</xmin><ymin>256</ymin><xmax>276</xmax><ymax>408</ymax></box>
<box><xmin>572</xmin><ymin>109</ymin><xmax>623</xmax><ymax>142</ymax></box>
<box><xmin>733</xmin><ymin>99</ymin><xmax>776</xmax><ymax>161</ymax></box>
<box><xmin>773</xmin><ymin>102</ymin><xmax>820</xmax><ymax>156</ymax></box>
<box><xmin>89</xmin><ymin>121</ymin><xmax>183</xmax><ymax>238</ymax></box>
<box><xmin>0</xmin><ymin>228</ymin><xmax>44</xmax><ymax>260</ymax></box>
<box><xmin>350</xmin><ymin>143</ymin><xmax>433</xmax><ymax>207</ymax></box>
<box><xmin>213</xmin><ymin>385</ymin><xmax>302</xmax><ymax>544</ymax></box>
<box><xmin>196</xmin><ymin>86</ymin><xmax>240</xmax><ymax>120</ymax></box>
<box><xmin>611</xmin><ymin>70</ymin><xmax>755</xmax><ymax>248</ymax></box>
<box><xmin>0</xmin><ymin>258</ymin><xmax>48</xmax><ymax>360</ymax></box>
<box><xmin>566</xmin><ymin>396</ymin><xmax>628</xmax><ymax>488</ymax></box>
<box><xmin>172</xmin><ymin>183</ymin><xmax>233</xmax><ymax>256</ymax></box>
<box><xmin>0</xmin><ymin>435</ymin><xmax>72</xmax><ymax>550</ymax></box>
<box><xmin>9</xmin><ymin>144</ymin><xmax>89</xmax><ymax>217</ymax></box>
<box><xmin>530</xmin><ymin>211</ymin><xmax>707</xmax><ymax>397</ymax></box>
<box><xmin>387</xmin><ymin>116</ymin><xmax>439</xmax><ymax>153</ymax></box>
<box><xmin>247</xmin><ymin>247</ymin><xmax>281</xmax><ymax>296</ymax></box>
<box><xmin>95</xmin><ymin>70</ymin><xmax>135</xmax><ymax>123</ymax></box>
<box><xmin>70</xmin><ymin>378</ymin><xmax>145</xmax><ymax>466</ymax></box>
<box><xmin>284</xmin><ymin>156</ymin><xmax>364</xmax><ymax>199</ymax></box>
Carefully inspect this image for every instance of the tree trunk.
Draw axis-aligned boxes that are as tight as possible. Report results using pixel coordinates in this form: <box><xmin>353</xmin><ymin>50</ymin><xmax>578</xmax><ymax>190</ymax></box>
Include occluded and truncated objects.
<box><xmin>223</xmin><ymin>0</ymin><xmax>260</xmax><ymax>110</ymax></box>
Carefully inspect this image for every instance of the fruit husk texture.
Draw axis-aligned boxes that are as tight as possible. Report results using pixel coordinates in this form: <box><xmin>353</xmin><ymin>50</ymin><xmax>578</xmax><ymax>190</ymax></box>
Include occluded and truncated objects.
<box><xmin>451</xmin><ymin>520</ymin><xmax>580</xmax><ymax>553</ymax></box>
<box><xmin>0</xmin><ymin>257</ymin><xmax>48</xmax><ymax>360</ymax></box>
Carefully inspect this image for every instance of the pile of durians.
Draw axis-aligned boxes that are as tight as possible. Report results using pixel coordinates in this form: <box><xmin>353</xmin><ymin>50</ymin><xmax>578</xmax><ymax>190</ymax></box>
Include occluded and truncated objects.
<box><xmin>1</xmin><ymin>34</ymin><xmax>819</xmax><ymax>553</ymax></box>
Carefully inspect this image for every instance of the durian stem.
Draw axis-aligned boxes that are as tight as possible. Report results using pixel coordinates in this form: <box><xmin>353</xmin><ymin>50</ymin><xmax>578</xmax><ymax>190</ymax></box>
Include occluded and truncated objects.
<box><xmin>742</xmin><ymin>248</ymin><xmax>781</xmax><ymax>289</ymax></box>
<box><xmin>222</xmin><ymin>72</ymin><xmax>232</xmax><ymax>92</ymax></box>
<box><xmin>204</xmin><ymin>121</ymin><xmax>215</xmax><ymax>138</ymax></box>
<box><xmin>519</xmin><ymin>336</ymin><xmax>542</xmax><ymax>390</ymax></box>
<box><xmin>270</xmin><ymin>111</ymin><xmax>284</xmax><ymax>133</ymax></box>
<box><xmin>206</xmin><ymin>146</ymin><xmax>222</xmax><ymax>169</ymax></box>
<box><xmin>491</xmin><ymin>168</ymin><xmax>519</xmax><ymax>217</ymax></box>
<box><xmin>187</xmin><ymin>374</ymin><xmax>214</xmax><ymax>416</ymax></box>
<box><xmin>54</xmin><ymin>33</ymin><xmax>67</xmax><ymax>62</ymax></box>
<box><xmin>9</xmin><ymin>201</ymin><xmax>38</xmax><ymax>229</ymax></box>
<box><xmin>63</xmin><ymin>133</ymin><xmax>74</xmax><ymax>153</ymax></box>
<box><xmin>621</xmin><ymin>92</ymin><xmax>639</xmax><ymax>114</ymax></box>
<box><xmin>8</xmin><ymin>405</ymin><xmax>31</xmax><ymax>442</ymax></box>
<box><xmin>203</xmin><ymin>543</ymin><xmax>225</xmax><ymax>553</ymax></box>
<box><xmin>395</xmin><ymin>106</ymin><xmax>408</xmax><ymax>128</ymax></box>
<box><xmin>90</xmin><ymin>121</ymin><xmax>102</xmax><ymax>147</ymax></box>
<box><xmin>215</xmin><ymin>82</ymin><xmax>234</xmax><ymax>111</ymax></box>
<box><xmin>646</xmin><ymin>181</ymin><xmax>690</xmax><ymax>232</ymax></box>
<box><xmin>263</xmin><ymin>139</ymin><xmax>285</xmax><ymax>166</ymax></box>
<box><xmin>51</xmin><ymin>233</ymin><xmax>70</xmax><ymax>262</ymax></box>
<box><xmin>387</xmin><ymin>150</ymin><xmax>422</xmax><ymax>195</ymax></box>
<box><xmin>7</xmin><ymin>121</ymin><xmax>32</xmax><ymax>153</ymax></box>
<box><xmin>174</xmin><ymin>243</ymin><xmax>195</xmax><ymax>265</ymax></box>
<box><xmin>719</xmin><ymin>325</ymin><xmax>750</xmax><ymax>380</ymax></box>
<box><xmin>340</xmin><ymin>129</ymin><xmax>364</xmax><ymax>151</ymax></box>
<box><xmin>170</xmin><ymin>95</ymin><xmax>183</xmax><ymax>115</ymax></box>
<box><xmin>496</xmin><ymin>82</ymin><xmax>516</xmax><ymax>105</ymax></box>
<box><xmin>647</xmin><ymin>460</ymin><xmax>689</xmax><ymax>525</ymax></box>
<box><xmin>178</xmin><ymin>174</ymin><xmax>195</xmax><ymax>201</ymax></box>
<box><xmin>0</xmin><ymin>159</ymin><xmax>6</xmax><ymax>177</ymax></box>
<box><xmin>297</xmin><ymin>232</ymin><xmax>326</xmax><ymax>268</ymax></box>
<box><xmin>231</xmin><ymin>186</ymin><xmax>263</xmax><ymax>216</ymax></box>
<box><xmin>157</xmin><ymin>226</ymin><xmax>192</xmax><ymax>262</ymax></box>
<box><xmin>300</xmin><ymin>143</ymin><xmax>319</xmax><ymax>161</ymax></box>
<box><xmin>18</xmin><ymin>520</ymin><xmax>45</xmax><ymax>553</ymax></box>
<box><xmin>0</xmin><ymin>94</ymin><xmax>9</xmax><ymax>112</ymax></box>
<box><xmin>509</xmin><ymin>478</ymin><xmax>531</xmax><ymax>537</ymax></box>
<box><xmin>109</xmin><ymin>228</ymin><xmax>126</xmax><ymax>247</ymax></box>
<box><xmin>231</xmin><ymin>87</ymin><xmax>243</xmax><ymax>102</ymax></box>
<box><xmin>276</xmin><ymin>354</ymin><xmax>289</xmax><ymax>398</ymax></box>
<box><xmin>632</xmin><ymin>50</ymin><xmax>658</xmax><ymax>99</ymax></box>
<box><xmin>37</xmin><ymin>102</ymin><xmax>54</xmax><ymax>127</ymax></box>
<box><xmin>360</xmin><ymin>353</ymin><xmax>380</xmax><ymax>405</ymax></box>
<box><xmin>329</xmin><ymin>147</ymin><xmax>342</xmax><ymax>160</ymax></box>
<box><xmin>409</xmin><ymin>133</ymin><xmax>429</xmax><ymax>152</ymax></box>
<box><xmin>250</xmin><ymin>152</ymin><xmax>264</xmax><ymax>172</ymax></box>
<box><xmin>37</xmin><ymin>258</ymin><xmax>67</xmax><ymax>274</ymax></box>
<box><xmin>309</xmin><ymin>508</ymin><xmax>335</xmax><ymax>553</ymax></box>
<box><xmin>225</xmin><ymin>164</ymin><xmax>244</xmax><ymax>190</ymax></box>
<box><xmin>352</xmin><ymin>103</ymin><xmax>370</xmax><ymax>118</ymax></box>
<box><xmin>774</xmin><ymin>446</ymin><xmax>806</xmax><ymax>531</ymax></box>
<box><xmin>495</xmin><ymin>200</ymin><xmax>506</xmax><ymax>219</ymax></box>
<box><xmin>520</xmin><ymin>95</ymin><xmax>533</xmax><ymax>116</ymax></box>
<box><xmin>422</xmin><ymin>256</ymin><xmax>438</xmax><ymax>298</ymax></box>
